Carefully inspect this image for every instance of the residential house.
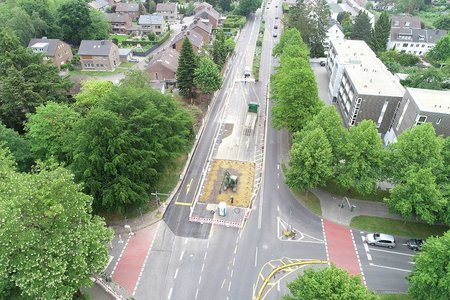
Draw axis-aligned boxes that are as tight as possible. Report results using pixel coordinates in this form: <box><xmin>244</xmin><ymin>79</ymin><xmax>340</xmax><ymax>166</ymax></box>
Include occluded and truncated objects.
<box><xmin>156</xmin><ymin>2</ymin><xmax>178</xmax><ymax>22</ymax></box>
<box><xmin>194</xmin><ymin>2</ymin><xmax>213</xmax><ymax>14</ymax></box>
<box><xmin>171</xmin><ymin>30</ymin><xmax>203</xmax><ymax>53</ymax></box>
<box><xmin>115</xmin><ymin>3</ymin><xmax>140</xmax><ymax>20</ymax></box>
<box><xmin>384</xmin><ymin>88</ymin><xmax>450</xmax><ymax>144</ymax></box>
<box><xmin>146</xmin><ymin>48</ymin><xmax>179</xmax><ymax>81</ymax></box>
<box><xmin>189</xmin><ymin>18</ymin><xmax>212</xmax><ymax>44</ymax></box>
<box><xmin>324</xmin><ymin>19</ymin><xmax>345</xmax><ymax>52</ymax></box>
<box><xmin>138</xmin><ymin>14</ymin><xmax>166</xmax><ymax>35</ymax></box>
<box><xmin>78</xmin><ymin>40</ymin><xmax>120</xmax><ymax>71</ymax></box>
<box><xmin>388</xmin><ymin>28</ymin><xmax>447</xmax><ymax>56</ymax></box>
<box><xmin>391</xmin><ymin>15</ymin><xmax>421</xmax><ymax>29</ymax></box>
<box><xmin>28</xmin><ymin>37</ymin><xmax>73</xmax><ymax>69</ymax></box>
<box><xmin>106</xmin><ymin>13</ymin><xmax>132</xmax><ymax>34</ymax></box>
<box><xmin>88</xmin><ymin>0</ymin><xmax>110</xmax><ymax>11</ymax></box>
<box><xmin>327</xmin><ymin>39</ymin><xmax>405</xmax><ymax>134</ymax></box>
<box><xmin>329</xmin><ymin>3</ymin><xmax>343</xmax><ymax>20</ymax></box>
<box><xmin>195</xmin><ymin>6</ymin><xmax>220</xmax><ymax>28</ymax></box>
<box><xmin>370</xmin><ymin>0</ymin><xmax>395</xmax><ymax>11</ymax></box>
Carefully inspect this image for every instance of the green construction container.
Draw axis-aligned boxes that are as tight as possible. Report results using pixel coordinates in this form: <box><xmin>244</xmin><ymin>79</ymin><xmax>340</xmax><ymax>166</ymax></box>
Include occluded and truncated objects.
<box><xmin>248</xmin><ymin>102</ymin><xmax>259</xmax><ymax>113</ymax></box>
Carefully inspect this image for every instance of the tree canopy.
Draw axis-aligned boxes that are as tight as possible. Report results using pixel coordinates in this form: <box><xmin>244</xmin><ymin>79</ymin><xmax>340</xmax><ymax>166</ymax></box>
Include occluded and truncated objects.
<box><xmin>194</xmin><ymin>57</ymin><xmax>222</xmax><ymax>93</ymax></box>
<box><xmin>433</xmin><ymin>14</ymin><xmax>450</xmax><ymax>30</ymax></box>
<box><xmin>369</xmin><ymin>12</ymin><xmax>391</xmax><ymax>53</ymax></box>
<box><xmin>176</xmin><ymin>38</ymin><xmax>197</xmax><ymax>98</ymax></box>
<box><xmin>408</xmin><ymin>230</ymin><xmax>450</xmax><ymax>300</ymax></box>
<box><xmin>237</xmin><ymin>0</ymin><xmax>262</xmax><ymax>16</ymax></box>
<box><xmin>0</xmin><ymin>123</ymin><xmax>34</xmax><ymax>172</ymax></box>
<box><xmin>283</xmin><ymin>265</ymin><xmax>379</xmax><ymax>300</ymax></box>
<box><xmin>286</xmin><ymin>127</ymin><xmax>334</xmax><ymax>191</ymax></box>
<box><xmin>72</xmin><ymin>74</ymin><xmax>194</xmax><ymax>212</ymax></box>
<box><xmin>351</xmin><ymin>11</ymin><xmax>372</xmax><ymax>43</ymax></box>
<box><xmin>0</xmin><ymin>146</ymin><xmax>113</xmax><ymax>299</ymax></box>
<box><xmin>0</xmin><ymin>29</ymin><xmax>72</xmax><ymax>133</ymax></box>
<box><xmin>426</xmin><ymin>33</ymin><xmax>450</xmax><ymax>66</ymax></box>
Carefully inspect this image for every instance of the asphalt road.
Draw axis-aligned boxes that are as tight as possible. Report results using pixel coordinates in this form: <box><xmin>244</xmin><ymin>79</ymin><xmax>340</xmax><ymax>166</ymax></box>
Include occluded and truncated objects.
<box><xmin>132</xmin><ymin>1</ymin><xmax>414</xmax><ymax>299</ymax></box>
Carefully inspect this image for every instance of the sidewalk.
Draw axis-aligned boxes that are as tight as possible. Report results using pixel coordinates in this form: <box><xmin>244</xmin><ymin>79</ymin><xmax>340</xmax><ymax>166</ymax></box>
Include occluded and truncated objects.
<box><xmin>312</xmin><ymin>188</ymin><xmax>403</xmax><ymax>226</ymax></box>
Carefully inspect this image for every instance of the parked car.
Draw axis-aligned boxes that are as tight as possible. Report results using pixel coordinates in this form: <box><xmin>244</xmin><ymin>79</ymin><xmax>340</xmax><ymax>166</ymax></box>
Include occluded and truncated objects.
<box><xmin>366</xmin><ymin>233</ymin><xmax>396</xmax><ymax>248</ymax></box>
<box><xmin>320</xmin><ymin>61</ymin><xmax>326</xmax><ymax>67</ymax></box>
<box><xmin>128</xmin><ymin>57</ymin><xmax>139</xmax><ymax>62</ymax></box>
<box><xmin>273</xmin><ymin>32</ymin><xmax>278</xmax><ymax>38</ymax></box>
<box><xmin>406</xmin><ymin>239</ymin><xmax>423</xmax><ymax>251</ymax></box>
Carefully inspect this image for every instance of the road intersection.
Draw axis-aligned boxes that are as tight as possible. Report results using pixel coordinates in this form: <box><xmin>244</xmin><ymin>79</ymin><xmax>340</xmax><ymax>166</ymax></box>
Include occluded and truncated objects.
<box><xmin>102</xmin><ymin>1</ymin><xmax>417</xmax><ymax>299</ymax></box>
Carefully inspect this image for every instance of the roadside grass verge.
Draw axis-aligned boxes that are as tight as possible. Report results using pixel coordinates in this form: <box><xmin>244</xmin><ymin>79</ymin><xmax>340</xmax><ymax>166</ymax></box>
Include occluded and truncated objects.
<box><xmin>350</xmin><ymin>216</ymin><xmax>449</xmax><ymax>238</ymax></box>
<box><xmin>292</xmin><ymin>189</ymin><xmax>322</xmax><ymax>215</ymax></box>
<box><xmin>379</xmin><ymin>294</ymin><xmax>411</xmax><ymax>300</ymax></box>
<box><xmin>323</xmin><ymin>180</ymin><xmax>389</xmax><ymax>202</ymax></box>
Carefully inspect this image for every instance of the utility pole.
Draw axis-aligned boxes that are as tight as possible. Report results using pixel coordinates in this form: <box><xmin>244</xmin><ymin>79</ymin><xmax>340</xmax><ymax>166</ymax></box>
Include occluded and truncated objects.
<box><xmin>151</xmin><ymin>191</ymin><xmax>170</xmax><ymax>213</ymax></box>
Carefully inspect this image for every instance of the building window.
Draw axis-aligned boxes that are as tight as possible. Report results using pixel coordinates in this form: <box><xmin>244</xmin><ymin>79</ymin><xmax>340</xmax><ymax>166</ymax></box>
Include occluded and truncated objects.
<box><xmin>403</xmin><ymin>43</ymin><xmax>408</xmax><ymax>47</ymax></box>
<box><xmin>421</xmin><ymin>44</ymin><xmax>425</xmax><ymax>47</ymax></box>
<box><xmin>415</xmin><ymin>115</ymin><xmax>427</xmax><ymax>126</ymax></box>
<box><xmin>436</xmin><ymin>118</ymin><xmax>441</xmax><ymax>125</ymax></box>
<box><xmin>376</xmin><ymin>101</ymin><xmax>389</xmax><ymax>128</ymax></box>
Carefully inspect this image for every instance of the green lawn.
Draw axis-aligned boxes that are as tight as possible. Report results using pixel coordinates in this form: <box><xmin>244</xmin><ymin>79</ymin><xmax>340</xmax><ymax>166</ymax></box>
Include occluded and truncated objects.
<box><xmin>415</xmin><ymin>11</ymin><xmax>440</xmax><ymax>28</ymax></box>
<box><xmin>351</xmin><ymin>216</ymin><xmax>449</xmax><ymax>238</ymax></box>
<box><xmin>110</xmin><ymin>34</ymin><xmax>129</xmax><ymax>43</ymax></box>
<box><xmin>379</xmin><ymin>294</ymin><xmax>411</xmax><ymax>300</ymax></box>
<box><xmin>292</xmin><ymin>189</ymin><xmax>322</xmax><ymax>215</ymax></box>
<box><xmin>322</xmin><ymin>181</ymin><xmax>390</xmax><ymax>202</ymax></box>
<box><xmin>69</xmin><ymin>62</ymin><xmax>136</xmax><ymax>78</ymax></box>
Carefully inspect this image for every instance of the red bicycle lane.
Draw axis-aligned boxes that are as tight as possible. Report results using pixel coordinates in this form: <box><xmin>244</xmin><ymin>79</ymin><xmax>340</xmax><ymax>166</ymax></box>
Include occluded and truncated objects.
<box><xmin>322</xmin><ymin>219</ymin><xmax>364</xmax><ymax>281</ymax></box>
<box><xmin>112</xmin><ymin>222</ymin><xmax>160</xmax><ymax>295</ymax></box>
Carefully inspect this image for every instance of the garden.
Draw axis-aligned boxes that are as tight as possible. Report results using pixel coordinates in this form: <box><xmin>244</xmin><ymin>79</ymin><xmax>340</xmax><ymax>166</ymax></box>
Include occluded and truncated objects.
<box><xmin>110</xmin><ymin>30</ymin><xmax>172</xmax><ymax>53</ymax></box>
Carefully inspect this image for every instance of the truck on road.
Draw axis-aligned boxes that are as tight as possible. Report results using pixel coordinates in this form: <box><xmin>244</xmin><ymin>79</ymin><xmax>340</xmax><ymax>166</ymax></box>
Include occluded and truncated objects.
<box><xmin>243</xmin><ymin>102</ymin><xmax>259</xmax><ymax>136</ymax></box>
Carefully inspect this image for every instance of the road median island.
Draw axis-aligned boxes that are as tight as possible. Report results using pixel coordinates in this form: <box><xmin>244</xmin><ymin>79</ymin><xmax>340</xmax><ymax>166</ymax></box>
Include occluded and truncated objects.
<box><xmin>199</xmin><ymin>159</ymin><xmax>255</xmax><ymax>207</ymax></box>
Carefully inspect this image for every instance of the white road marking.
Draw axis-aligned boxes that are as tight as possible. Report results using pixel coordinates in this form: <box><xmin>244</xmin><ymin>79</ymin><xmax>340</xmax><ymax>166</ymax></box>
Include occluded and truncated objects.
<box><xmin>174</xmin><ymin>268</ymin><xmax>179</xmax><ymax>279</ymax></box>
<box><xmin>255</xmin><ymin>247</ymin><xmax>258</xmax><ymax>267</ymax></box>
<box><xmin>369</xmin><ymin>263</ymin><xmax>412</xmax><ymax>273</ymax></box>
<box><xmin>198</xmin><ymin>276</ymin><xmax>202</xmax><ymax>284</ymax></box>
<box><xmin>221</xmin><ymin>279</ymin><xmax>226</xmax><ymax>289</ymax></box>
<box><xmin>228</xmin><ymin>281</ymin><xmax>232</xmax><ymax>291</ymax></box>
<box><xmin>369</xmin><ymin>248</ymin><xmax>415</xmax><ymax>257</ymax></box>
<box><xmin>168</xmin><ymin>287</ymin><xmax>173</xmax><ymax>299</ymax></box>
<box><xmin>367</xmin><ymin>254</ymin><xmax>372</xmax><ymax>261</ymax></box>
<box><xmin>204</xmin><ymin>252</ymin><xmax>208</xmax><ymax>260</ymax></box>
<box><xmin>277</xmin><ymin>280</ymin><xmax>280</xmax><ymax>291</ymax></box>
<box><xmin>277</xmin><ymin>184</ymin><xmax>279</xmax><ymax>189</ymax></box>
<box><xmin>195</xmin><ymin>288</ymin><xmax>199</xmax><ymax>299</ymax></box>
<box><xmin>233</xmin><ymin>257</ymin><xmax>236</xmax><ymax>266</ymax></box>
<box><xmin>231</xmin><ymin>269</ymin><xmax>234</xmax><ymax>278</ymax></box>
<box><xmin>277</xmin><ymin>205</ymin><xmax>280</xmax><ymax>212</ymax></box>
<box><xmin>363</xmin><ymin>243</ymin><xmax>370</xmax><ymax>252</ymax></box>
<box><xmin>179</xmin><ymin>251</ymin><xmax>184</xmax><ymax>261</ymax></box>
<box><xmin>201</xmin><ymin>263</ymin><xmax>205</xmax><ymax>272</ymax></box>
<box><xmin>277</xmin><ymin>164</ymin><xmax>279</xmax><ymax>170</ymax></box>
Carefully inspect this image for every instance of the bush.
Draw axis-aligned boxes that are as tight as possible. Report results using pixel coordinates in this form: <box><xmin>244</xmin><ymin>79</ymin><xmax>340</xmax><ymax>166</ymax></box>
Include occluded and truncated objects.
<box><xmin>158</xmin><ymin>30</ymin><xmax>172</xmax><ymax>46</ymax></box>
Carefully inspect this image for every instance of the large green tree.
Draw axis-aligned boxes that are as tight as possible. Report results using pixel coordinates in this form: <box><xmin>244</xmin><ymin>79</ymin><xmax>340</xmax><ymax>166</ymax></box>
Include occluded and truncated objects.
<box><xmin>283</xmin><ymin>265</ymin><xmax>379</xmax><ymax>300</ymax></box>
<box><xmin>237</xmin><ymin>0</ymin><xmax>262</xmax><ymax>16</ymax></box>
<box><xmin>351</xmin><ymin>11</ymin><xmax>372</xmax><ymax>43</ymax></box>
<box><xmin>433</xmin><ymin>14</ymin><xmax>450</xmax><ymax>30</ymax></box>
<box><xmin>408</xmin><ymin>230</ymin><xmax>450</xmax><ymax>300</ymax></box>
<box><xmin>74</xmin><ymin>80</ymin><xmax>114</xmax><ymax>114</ymax></box>
<box><xmin>438</xmin><ymin>138</ymin><xmax>450</xmax><ymax>224</ymax></box>
<box><xmin>288</xmin><ymin>0</ymin><xmax>330</xmax><ymax>57</ymax></box>
<box><xmin>212</xmin><ymin>29</ymin><xmax>229</xmax><ymax>68</ymax></box>
<box><xmin>25</xmin><ymin>102</ymin><xmax>80</xmax><ymax>164</ymax></box>
<box><xmin>426</xmin><ymin>33</ymin><xmax>450</xmax><ymax>67</ymax></box>
<box><xmin>336</xmin><ymin>120</ymin><xmax>384</xmax><ymax>195</ymax></box>
<box><xmin>286</xmin><ymin>127</ymin><xmax>334</xmax><ymax>191</ymax></box>
<box><xmin>57</xmin><ymin>0</ymin><xmax>93</xmax><ymax>45</ymax></box>
<box><xmin>387</xmin><ymin>123</ymin><xmax>444</xmax><ymax>183</ymax></box>
<box><xmin>176</xmin><ymin>38</ymin><xmax>197</xmax><ymax>98</ymax></box>
<box><xmin>194</xmin><ymin>57</ymin><xmax>222</xmax><ymax>93</ymax></box>
<box><xmin>0</xmin><ymin>29</ymin><xmax>72</xmax><ymax>133</ymax></box>
<box><xmin>88</xmin><ymin>9</ymin><xmax>111</xmax><ymax>41</ymax></box>
<box><xmin>0</xmin><ymin>123</ymin><xmax>34</xmax><ymax>172</ymax></box>
<box><xmin>271</xmin><ymin>56</ymin><xmax>323</xmax><ymax>133</ymax></box>
<box><xmin>385</xmin><ymin>167</ymin><xmax>445</xmax><ymax>224</ymax></box>
<box><xmin>301</xmin><ymin>106</ymin><xmax>347</xmax><ymax>166</ymax></box>
<box><xmin>369</xmin><ymin>12</ymin><xmax>391</xmax><ymax>53</ymax></box>
<box><xmin>72</xmin><ymin>75</ymin><xmax>193</xmax><ymax>212</ymax></box>
<box><xmin>0</xmin><ymin>146</ymin><xmax>113</xmax><ymax>300</ymax></box>
<box><xmin>273</xmin><ymin>28</ymin><xmax>309</xmax><ymax>58</ymax></box>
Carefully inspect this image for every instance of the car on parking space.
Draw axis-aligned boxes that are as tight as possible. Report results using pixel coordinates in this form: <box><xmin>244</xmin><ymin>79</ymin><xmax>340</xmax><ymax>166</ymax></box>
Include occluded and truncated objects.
<box><xmin>406</xmin><ymin>239</ymin><xmax>423</xmax><ymax>251</ymax></box>
<box><xmin>273</xmin><ymin>32</ymin><xmax>278</xmax><ymax>38</ymax></box>
<box><xmin>320</xmin><ymin>61</ymin><xmax>326</xmax><ymax>66</ymax></box>
<box><xmin>275</xmin><ymin>16</ymin><xmax>279</xmax><ymax>19</ymax></box>
<box><xmin>366</xmin><ymin>233</ymin><xmax>396</xmax><ymax>248</ymax></box>
<box><xmin>128</xmin><ymin>57</ymin><xmax>139</xmax><ymax>62</ymax></box>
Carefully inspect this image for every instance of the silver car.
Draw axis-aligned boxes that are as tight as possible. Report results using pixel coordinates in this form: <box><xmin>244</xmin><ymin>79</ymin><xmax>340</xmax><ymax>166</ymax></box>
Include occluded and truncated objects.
<box><xmin>366</xmin><ymin>233</ymin><xmax>396</xmax><ymax>248</ymax></box>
